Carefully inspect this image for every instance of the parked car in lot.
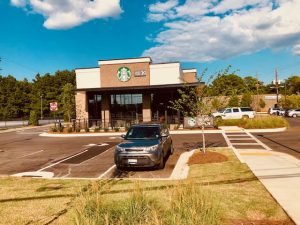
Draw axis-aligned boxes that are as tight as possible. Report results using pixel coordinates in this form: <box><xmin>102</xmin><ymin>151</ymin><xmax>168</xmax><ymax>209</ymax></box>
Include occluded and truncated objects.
<box><xmin>268</xmin><ymin>107</ymin><xmax>282</xmax><ymax>115</ymax></box>
<box><xmin>114</xmin><ymin>124</ymin><xmax>173</xmax><ymax>170</ymax></box>
<box><xmin>212</xmin><ymin>107</ymin><xmax>255</xmax><ymax>120</ymax></box>
<box><xmin>286</xmin><ymin>109</ymin><xmax>300</xmax><ymax>117</ymax></box>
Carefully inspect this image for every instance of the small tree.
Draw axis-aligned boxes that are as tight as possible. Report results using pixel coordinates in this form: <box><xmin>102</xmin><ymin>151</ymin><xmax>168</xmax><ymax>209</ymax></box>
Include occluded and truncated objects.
<box><xmin>28</xmin><ymin>110</ymin><xmax>39</xmax><ymax>126</ymax></box>
<box><xmin>227</xmin><ymin>92</ymin><xmax>240</xmax><ymax>107</ymax></box>
<box><xmin>169</xmin><ymin>67</ymin><xmax>232</xmax><ymax>153</ymax></box>
<box><xmin>61</xmin><ymin>83</ymin><xmax>75</xmax><ymax>122</ymax></box>
<box><xmin>240</xmin><ymin>92</ymin><xmax>252</xmax><ymax>107</ymax></box>
<box><xmin>259</xmin><ymin>98</ymin><xmax>266</xmax><ymax>110</ymax></box>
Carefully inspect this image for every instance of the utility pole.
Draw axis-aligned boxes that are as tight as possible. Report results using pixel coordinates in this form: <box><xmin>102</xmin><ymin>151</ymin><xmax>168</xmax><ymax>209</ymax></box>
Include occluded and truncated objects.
<box><xmin>255</xmin><ymin>73</ymin><xmax>260</xmax><ymax>111</ymax></box>
<box><xmin>275</xmin><ymin>68</ymin><xmax>279</xmax><ymax>106</ymax></box>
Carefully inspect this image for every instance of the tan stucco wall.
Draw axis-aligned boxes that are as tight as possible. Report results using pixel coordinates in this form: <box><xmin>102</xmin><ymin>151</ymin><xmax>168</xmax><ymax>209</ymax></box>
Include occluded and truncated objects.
<box><xmin>100</xmin><ymin>62</ymin><xmax>150</xmax><ymax>88</ymax></box>
<box><xmin>182</xmin><ymin>72</ymin><xmax>197</xmax><ymax>83</ymax></box>
<box><xmin>75</xmin><ymin>91</ymin><xmax>88</xmax><ymax>120</ymax></box>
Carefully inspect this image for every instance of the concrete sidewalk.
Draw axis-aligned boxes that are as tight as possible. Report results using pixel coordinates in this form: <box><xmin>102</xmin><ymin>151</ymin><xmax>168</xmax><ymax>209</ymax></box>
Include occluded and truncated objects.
<box><xmin>242</xmin><ymin>151</ymin><xmax>300</xmax><ymax>225</ymax></box>
<box><xmin>221</xmin><ymin>126</ymin><xmax>300</xmax><ymax>225</ymax></box>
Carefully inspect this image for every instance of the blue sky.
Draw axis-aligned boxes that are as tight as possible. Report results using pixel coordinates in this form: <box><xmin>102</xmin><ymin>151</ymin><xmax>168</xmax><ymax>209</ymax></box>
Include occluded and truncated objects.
<box><xmin>0</xmin><ymin>0</ymin><xmax>300</xmax><ymax>84</ymax></box>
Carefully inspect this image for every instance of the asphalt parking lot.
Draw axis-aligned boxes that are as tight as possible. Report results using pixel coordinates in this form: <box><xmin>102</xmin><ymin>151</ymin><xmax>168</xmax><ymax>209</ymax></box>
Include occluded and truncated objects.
<box><xmin>0</xmin><ymin>127</ymin><xmax>226</xmax><ymax>179</ymax></box>
<box><xmin>254</xmin><ymin>117</ymin><xmax>300</xmax><ymax>159</ymax></box>
<box><xmin>1</xmin><ymin>117</ymin><xmax>299</xmax><ymax>179</ymax></box>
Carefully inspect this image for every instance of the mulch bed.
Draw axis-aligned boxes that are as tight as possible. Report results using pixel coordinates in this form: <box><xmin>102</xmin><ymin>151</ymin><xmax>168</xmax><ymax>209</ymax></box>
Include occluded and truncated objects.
<box><xmin>188</xmin><ymin>151</ymin><xmax>228</xmax><ymax>165</ymax></box>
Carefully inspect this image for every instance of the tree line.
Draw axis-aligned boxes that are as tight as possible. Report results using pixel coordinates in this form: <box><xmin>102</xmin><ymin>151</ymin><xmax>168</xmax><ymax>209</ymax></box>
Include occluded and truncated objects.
<box><xmin>170</xmin><ymin>68</ymin><xmax>300</xmax><ymax>117</ymax></box>
<box><xmin>0</xmin><ymin>70</ymin><xmax>75</xmax><ymax>121</ymax></box>
<box><xmin>0</xmin><ymin>68</ymin><xmax>299</xmax><ymax>120</ymax></box>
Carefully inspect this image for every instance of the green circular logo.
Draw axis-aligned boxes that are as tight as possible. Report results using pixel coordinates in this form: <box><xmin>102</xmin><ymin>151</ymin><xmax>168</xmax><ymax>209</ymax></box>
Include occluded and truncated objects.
<box><xmin>117</xmin><ymin>67</ymin><xmax>131</xmax><ymax>82</ymax></box>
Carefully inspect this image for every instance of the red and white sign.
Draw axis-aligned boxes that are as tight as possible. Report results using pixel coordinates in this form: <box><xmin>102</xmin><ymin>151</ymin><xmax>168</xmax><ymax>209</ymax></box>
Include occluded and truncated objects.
<box><xmin>50</xmin><ymin>102</ymin><xmax>58</xmax><ymax>111</ymax></box>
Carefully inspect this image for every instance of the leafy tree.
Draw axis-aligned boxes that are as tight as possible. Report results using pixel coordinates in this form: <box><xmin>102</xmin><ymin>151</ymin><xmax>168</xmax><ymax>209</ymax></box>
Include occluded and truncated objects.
<box><xmin>210</xmin><ymin>73</ymin><xmax>245</xmax><ymax>96</ymax></box>
<box><xmin>169</xmin><ymin>67</ymin><xmax>231</xmax><ymax>153</ymax></box>
<box><xmin>240</xmin><ymin>92</ymin><xmax>252</xmax><ymax>107</ymax></box>
<box><xmin>227</xmin><ymin>92</ymin><xmax>239</xmax><ymax>107</ymax></box>
<box><xmin>61</xmin><ymin>83</ymin><xmax>75</xmax><ymax>122</ymax></box>
<box><xmin>259</xmin><ymin>98</ymin><xmax>266</xmax><ymax>109</ymax></box>
<box><xmin>243</xmin><ymin>76</ymin><xmax>264</xmax><ymax>93</ymax></box>
<box><xmin>28</xmin><ymin>110</ymin><xmax>39</xmax><ymax>126</ymax></box>
<box><xmin>285</xmin><ymin>76</ymin><xmax>300</xmax><ymax>95</ymax></box>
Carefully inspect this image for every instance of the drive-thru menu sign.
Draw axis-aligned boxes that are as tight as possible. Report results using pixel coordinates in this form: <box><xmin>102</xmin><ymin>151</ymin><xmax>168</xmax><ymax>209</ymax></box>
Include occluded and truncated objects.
<box><xmin>50</xmin><ymin>102</ymin><xmax>58</xmax><ymax>111</ymax></box>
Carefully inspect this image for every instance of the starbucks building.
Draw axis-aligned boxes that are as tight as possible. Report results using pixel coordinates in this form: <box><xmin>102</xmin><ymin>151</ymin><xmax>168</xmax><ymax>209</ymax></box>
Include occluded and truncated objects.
<box><xmin>75</xmin><ymin>57</ymin><xmax>199</xmax><ymax>127</ymax></box>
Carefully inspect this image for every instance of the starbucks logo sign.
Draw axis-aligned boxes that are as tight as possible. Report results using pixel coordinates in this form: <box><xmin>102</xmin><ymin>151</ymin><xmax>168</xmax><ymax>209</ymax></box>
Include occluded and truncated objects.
<box><xmin>117</xmin><ymin>67</ymin><xmax>131</xmax><ymax>82</ymax></box>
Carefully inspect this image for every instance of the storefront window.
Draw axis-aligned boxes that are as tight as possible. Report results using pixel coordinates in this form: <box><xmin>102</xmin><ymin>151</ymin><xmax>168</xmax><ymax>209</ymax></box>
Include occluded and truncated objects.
<box><xmin>110</xmin><ymin>94</ymin><xmax>143</xmax><ymax>123</ymax></box>
<box><xmin>88</xmin><ymin>93</ymin><xmax>102</xmax><ymax>120</ymax></box>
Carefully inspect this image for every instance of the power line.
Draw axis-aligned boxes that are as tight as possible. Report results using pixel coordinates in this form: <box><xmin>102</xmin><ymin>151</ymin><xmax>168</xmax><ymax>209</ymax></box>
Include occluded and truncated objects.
<box><xmin>0</xmin><ymin>56</ymin><xmax>39</xmax><ymax>75</ymax></box>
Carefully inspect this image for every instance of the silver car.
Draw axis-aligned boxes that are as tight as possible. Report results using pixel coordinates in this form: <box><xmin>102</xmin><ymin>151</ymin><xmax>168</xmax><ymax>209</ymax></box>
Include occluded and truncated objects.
<box><xmin>114</xmin><ymin>124</ymin><xmax>173</xmax><ymax>170</ymax></box>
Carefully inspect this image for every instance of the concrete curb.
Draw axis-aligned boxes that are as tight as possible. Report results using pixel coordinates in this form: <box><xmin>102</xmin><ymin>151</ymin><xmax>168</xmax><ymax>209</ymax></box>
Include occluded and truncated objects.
<box><xmin>0</xmin><ymin>124</ymin><xmax>53</xmax><ymax>134</ymax></box>
<box><xmin>245</xmin><ymin>127</ymin><xmax>287</xmax><ymax>133</ymax></box>
<box><xmin>170</xmin><ymin>149</ymin><xmax>196</xmax><ymax>180</ymax></box>
<box><xmin>39</xmin><ymin>127</ymin><xmax>287</xmax><ymax>137</ymax></box>
<box><xmin>39</xmin><ymin>132</ymin><xmax>126</xmax><ymax>137</ymax></box>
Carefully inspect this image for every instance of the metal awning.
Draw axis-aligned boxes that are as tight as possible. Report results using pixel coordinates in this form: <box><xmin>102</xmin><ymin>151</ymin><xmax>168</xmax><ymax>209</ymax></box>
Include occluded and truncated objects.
<box><xmin>75</xmin><ymin>82</ymin><xmax>203</xmax><ymax>92</ymax></box>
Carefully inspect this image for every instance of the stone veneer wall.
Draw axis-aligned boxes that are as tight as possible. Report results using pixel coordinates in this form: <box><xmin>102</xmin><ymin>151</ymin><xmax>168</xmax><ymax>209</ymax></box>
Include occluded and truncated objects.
<box><xmin>75</xmin><ymin>91</ymin><xmax>88</xmax><ymax>120</ymax></box>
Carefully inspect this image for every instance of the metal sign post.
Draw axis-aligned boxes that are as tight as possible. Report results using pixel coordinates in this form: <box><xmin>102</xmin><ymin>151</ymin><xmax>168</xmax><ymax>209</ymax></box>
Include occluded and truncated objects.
<box><xmin>50</xmin><ymin>102</ymin><xmax>58</xmax><ymax>127</ymax></box>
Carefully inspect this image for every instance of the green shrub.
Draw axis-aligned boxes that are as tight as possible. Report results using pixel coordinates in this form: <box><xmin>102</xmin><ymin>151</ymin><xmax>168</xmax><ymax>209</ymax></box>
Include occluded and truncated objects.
<box><xmin>214</xmin><ymin>116</ymin><xmax>288</xmax><ymax>129</ymax></box>
<box><xmin>114</xmin><ymin>127</ymin><xmax>120</xmax><ymax>132</ymax></box>
<box><xmin>58</xmin><ymin>125</ymin><xmax>64</xmax><ymax>132</ymax></box>
<box><xmin>104</xmin><ymin>128</ymin><xmax>109</xmax><ymax>132</ymax></box>
<box><xmin>85</xmin><ymin>127</ymin><xmax>90</xmax><ymax>133</ymax></box>
<box><xmin>94</xmin><ymin>127</ymin><xmax>100</xmax><ymax>132</ymax></box>
<box><xmin>50</xmin><ymin>126</ymin><xmax>57</xmax><ymax>132</ymax></box>
<box><xmin>67</xmin><ymin>127</ymin><xmax>73</xmax><ymax>133</ymax></box>
<box><xmin>75</xmin><ymin>127</ymin><xmax>81</xmax><ymax>133</ymax></box>
<box><xmin>28</xmin><ymin>110</ymin><xmax>39</xmax><ymax>126</ymax></box>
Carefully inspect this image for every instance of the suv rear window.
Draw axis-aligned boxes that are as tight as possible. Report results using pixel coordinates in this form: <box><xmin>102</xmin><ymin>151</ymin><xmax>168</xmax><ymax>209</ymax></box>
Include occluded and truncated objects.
<box><xmin>241</xmin><ymin>107</ymin><xmax>253</xmax><ymax>112</ymax></box>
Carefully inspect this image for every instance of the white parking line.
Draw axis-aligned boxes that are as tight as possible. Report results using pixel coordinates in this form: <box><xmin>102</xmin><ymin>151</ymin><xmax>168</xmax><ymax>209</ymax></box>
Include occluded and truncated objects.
<box><xmin>98</xmin><ymin>165</ymin><xmax>116</xmax><ymax>179</ymax></box>
<box><xmin>20</xmin><ymin>150</ymin><xmax>44</xmax><ymax>158</ymax></box>
<box><xmin>228</xmin><ymin>138</ymin><xmax>254</xmax><ymax>140</ymax></box>
<box><xmin>231</xmin><ymin>143</ymin><xmax>261</xmax><ymax>145</ymax></box>
<box><xmin>37</xmin><ymin>149</ymin><xmax>89</xmax><ymax>172</ymax></box>
<box><xmin>226</xmin><ymin>134</ymin><xmax>249</xmax><ymax>137</ymax></box>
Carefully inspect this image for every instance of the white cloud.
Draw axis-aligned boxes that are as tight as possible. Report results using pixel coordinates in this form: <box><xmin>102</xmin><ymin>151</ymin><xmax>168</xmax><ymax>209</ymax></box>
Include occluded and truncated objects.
<box><xmin>147</xmin><ymin>0</ymin><xmax>178</xmax><ymax>22</ymax></box>
<box><xmin>11</xmin><ymin>0</ymin><xmax>26</xmax><ymax>7</ymax></box>
<box><xmin>10</xmin><ymin>0</ymin><xmax>123</xmax><ymax>29</ymax></box>
<box><xmin>293</xmin><ymin>43</ymin><xmax>300</xmax><ymax>56</ymax></box>
<box><xmin>144</xmin><ymin>0</ymin><xmax>300</xmax><ymax>62</ymax></box>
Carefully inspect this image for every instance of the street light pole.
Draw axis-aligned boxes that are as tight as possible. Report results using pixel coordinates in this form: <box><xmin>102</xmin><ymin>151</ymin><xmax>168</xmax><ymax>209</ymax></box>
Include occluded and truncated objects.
<box><xmin>40</xmin><ymin>94</ymin><xmax>43</xmax><ymax>120</ymax></box>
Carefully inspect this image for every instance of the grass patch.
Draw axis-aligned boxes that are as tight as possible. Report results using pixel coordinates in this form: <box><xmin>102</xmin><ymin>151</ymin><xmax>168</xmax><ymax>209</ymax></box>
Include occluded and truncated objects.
<box><xmin>0</xmin><ymin>177</ymin><xmax>88</xmax><ymax>225</ymax></box>
<box><xmin>0</xmin><ymin>148</ymin><xmax>293</xmax><ymax>225</ymax></box>
<box><xmin>215</xmin><ymin>116</ymin><xmax>289</xmax><ymax>129</ymax></box>
<box><xmin>73</xmin><ymin>181</ymin><xmax>221</xmax><ymax>225</ymax></box>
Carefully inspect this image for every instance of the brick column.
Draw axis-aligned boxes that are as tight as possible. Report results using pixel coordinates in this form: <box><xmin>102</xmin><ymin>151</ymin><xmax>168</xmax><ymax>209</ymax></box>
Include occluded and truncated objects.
<box><xmin>143</xmin><ymin>93</ymin><xmax>151</xmax><ymax>122</ymax></box>
<box><xmin>101</xmin><ymin>93</ymin><xmax>111</xmax><ymax>128</ymax></box>
<box><xmin>75</xmin><ymin>91</ymin><xmax>88</xmax><ymax>120</ymax></box>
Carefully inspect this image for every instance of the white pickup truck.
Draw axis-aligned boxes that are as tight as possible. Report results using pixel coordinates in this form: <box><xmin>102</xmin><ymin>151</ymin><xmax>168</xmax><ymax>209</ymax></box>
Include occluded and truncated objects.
<box><xmin>212</xmin><ymin>107</ymin><xmax>255</xmax><ymax>120</ymax></box>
